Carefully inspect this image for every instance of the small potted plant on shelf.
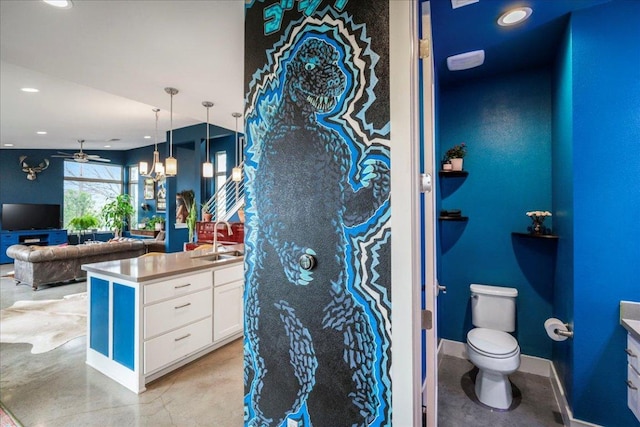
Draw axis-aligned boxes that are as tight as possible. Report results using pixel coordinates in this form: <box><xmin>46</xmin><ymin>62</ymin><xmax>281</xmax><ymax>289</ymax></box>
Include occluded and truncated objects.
<box><xmin>445</xmin><ymin>142</ymin><xmax>467</xmax><ymax>171</ymax></box>
<box><xmin>201</xmin><ymin>200</ymin><xmax>213</xmax><ymax>222</ymax></box>
<box><xmin>186</xmin><ymin>200</ymin><xmax>197</xmax><ymax>244</ymax></box>
<box><xmin>68</xmin><ymin>213</ymin><xmax>100</xmax><ymax>243</ymax></box>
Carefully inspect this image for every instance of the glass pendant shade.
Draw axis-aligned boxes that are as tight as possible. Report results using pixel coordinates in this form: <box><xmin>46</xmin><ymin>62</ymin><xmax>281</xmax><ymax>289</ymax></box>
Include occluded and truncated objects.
<box><xmin>165</xmin><ymin>156</ymin><xmax>177</xmax><ymax>176</ymax></box>
<box><xmin>156</xmin><ymin>162</ymin><xmax>164</xmax><ymax>175</ymax></box>
<box><xmin>139</xmin><ymin>161</ymin><xmax>149</xmax><ymax>175</ymax></box>
<box><xmin>203</xmin><ymin>162</ymin><xmax>214</xmax><ymax>178</ymax></box>
<box><xmin>232</xmin><ymin>167</ymin><xmax>242</xmax><ymax>182</ymax></box>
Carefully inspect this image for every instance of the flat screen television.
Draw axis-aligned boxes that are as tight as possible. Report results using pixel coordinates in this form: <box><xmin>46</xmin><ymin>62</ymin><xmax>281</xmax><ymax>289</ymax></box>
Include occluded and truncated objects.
<box><xmin>1</xmin><ymin>203</ymin><xmax>62</xmax><ymax>231</ymax></box>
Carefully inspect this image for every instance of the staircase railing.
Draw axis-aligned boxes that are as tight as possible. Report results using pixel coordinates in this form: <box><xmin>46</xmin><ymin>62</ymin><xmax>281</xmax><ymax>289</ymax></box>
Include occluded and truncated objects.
<box><xmin>204</xmin><ymin>161</ymin><xmax>244</xmax><ymax>221</ymax></box>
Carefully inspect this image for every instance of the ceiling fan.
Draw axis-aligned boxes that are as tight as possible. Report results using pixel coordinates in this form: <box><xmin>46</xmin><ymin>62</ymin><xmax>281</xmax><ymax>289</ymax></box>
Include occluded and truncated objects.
<box><xmin>52</xmin><ymin>140</ymin><xmax>111</xmax><ymax>163</ymax></box>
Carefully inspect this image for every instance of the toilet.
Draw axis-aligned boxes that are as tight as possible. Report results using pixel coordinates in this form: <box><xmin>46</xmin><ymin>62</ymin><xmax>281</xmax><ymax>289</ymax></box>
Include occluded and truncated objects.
<box><xmin>466</xmin><ymin>284</ymin><xmax>520</xmax><ymax>410</ymax></box>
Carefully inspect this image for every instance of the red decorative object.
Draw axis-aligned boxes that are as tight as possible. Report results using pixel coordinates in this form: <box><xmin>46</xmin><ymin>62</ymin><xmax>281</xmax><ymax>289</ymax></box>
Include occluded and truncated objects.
<box><xmin>195</xmin><ymin>222</ymin><xmax>244</xmax><ymax>245</ymax></box>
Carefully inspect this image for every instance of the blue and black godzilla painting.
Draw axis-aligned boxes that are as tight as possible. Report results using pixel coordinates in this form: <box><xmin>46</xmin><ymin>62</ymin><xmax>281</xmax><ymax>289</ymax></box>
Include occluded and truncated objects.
<box><xmin>244</xmin><ymin>3</ymin><xmax>391</xmax><ymax>426</ymax></box>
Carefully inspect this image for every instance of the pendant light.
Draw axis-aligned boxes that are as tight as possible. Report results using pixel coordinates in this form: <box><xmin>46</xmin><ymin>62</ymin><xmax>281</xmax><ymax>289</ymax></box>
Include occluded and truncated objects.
<box><xmin>202</xmin><ymin>101</ymin><xmax>214</xmax><ymax>178</ymax></box>
<box><xmin>231</xmin><ymin>112</ymin><xmax>242</xmax><ymax>182</ymax></box>
<box><xmin>139</xmin><ymin>108</ymin><xmax>165</xmax><ymax>181</ymax></box>
<box><xmin>164</xmin><ymin>87</ymin><xmax>179</xmax><ymax>176</ymax></box>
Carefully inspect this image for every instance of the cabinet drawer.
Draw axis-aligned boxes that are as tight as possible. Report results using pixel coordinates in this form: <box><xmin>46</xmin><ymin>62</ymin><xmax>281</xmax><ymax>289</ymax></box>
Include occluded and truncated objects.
<box><xmin>628</xmin><ymin>335</ymin><xmax>640</xmax><ymax>373</ymax></box>
<box><xmin>144</xmin><ymin>317</ymin><xmax>212</xmax><ymax>375</ymax></box>
<box><xmin>144</xmin><ymin>271</ymin><xmax>211</xmax><ymax>304</ymax></box>
<box><xmin>628</xmin><ymin>364</ymin><xmax>640</xmax><ymax>422</ymax></box>
<box><xmin>144</xmin><ymin>288</ymin><xmax>212</xmax><ymax>339</ymax></box>
<box><xmin>214</xmin><ymin>263</ymin><xmax>243</xmax><ymax>287</ymax></box>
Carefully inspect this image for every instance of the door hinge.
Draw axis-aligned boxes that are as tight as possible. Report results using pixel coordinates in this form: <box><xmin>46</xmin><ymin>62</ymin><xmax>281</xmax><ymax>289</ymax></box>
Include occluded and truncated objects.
<box><xmin>420</xmin><ymin>173</ymin><xmax>432</xmax><ymax>193</ymax></box>
<box><xmin>419</xmin><ymin>39</ymin><xmax>430</xmax><ymax>59</ymax></box>
<box><xmin>422</xmin><ymin>310</ymin><xmax>433</xmax><ymax>330</ymax></box>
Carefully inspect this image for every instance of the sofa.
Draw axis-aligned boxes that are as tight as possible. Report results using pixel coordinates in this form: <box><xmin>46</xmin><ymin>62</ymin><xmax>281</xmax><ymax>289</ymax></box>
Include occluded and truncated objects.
<box><xmin>6</xmin><ymin>240</ymin><xmax>145</xmax><ymax>290</ymax></box>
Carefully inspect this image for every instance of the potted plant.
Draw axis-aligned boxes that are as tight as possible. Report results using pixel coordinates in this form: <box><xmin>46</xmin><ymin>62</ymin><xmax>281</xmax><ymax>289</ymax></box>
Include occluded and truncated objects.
<box><xmin>68</xmin><ymin>213</ymin><xmax>100</xmax><ymax>243</ymax></box>
<box><xmin>445</xmin><ymin>142</ymin><xmax>467</xmax><ymax>171</ymax></box>
<box><xmin>186</xmin><ymin>200</ymin><xmax>197</xmax><ymax>243</ymax></box>
<box><xmin>201</xmin><ymin>200</ymin><xmax>213</xmax><ymax>222</ymax></box>
<box><xmin>101</xmin><ymin>194</ymin><xmax>135</xmax><ymax>238</ymax></box>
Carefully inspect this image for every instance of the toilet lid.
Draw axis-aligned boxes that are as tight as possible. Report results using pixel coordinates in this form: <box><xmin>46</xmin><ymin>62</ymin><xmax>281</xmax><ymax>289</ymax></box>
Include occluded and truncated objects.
<box><xmin>467</xmin><ymin>328</ymin><xmax>519</xmax><ymax>357</ymax></box>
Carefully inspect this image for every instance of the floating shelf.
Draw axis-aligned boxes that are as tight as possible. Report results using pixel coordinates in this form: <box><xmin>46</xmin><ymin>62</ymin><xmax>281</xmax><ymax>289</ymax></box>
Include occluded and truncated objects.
<box><xmin>511</xmin><ymin>232</ymin><xmax>558</xmax><ymax>240</ymax></box>
<box><xmin>439</xmin><ymin>170</ymin><xmax>469</xmax><ymax>177</ymax></box>
<box><xmin>439</xmin><ymin>216</ymin><xmax>469</xmax><ymax>221</ymax></box>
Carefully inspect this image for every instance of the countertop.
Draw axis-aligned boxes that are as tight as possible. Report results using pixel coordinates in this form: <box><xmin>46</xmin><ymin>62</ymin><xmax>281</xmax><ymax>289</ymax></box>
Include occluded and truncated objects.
<box><xmin>621</xmin><ymin>301</ymin><xmax>640</xmax><ymax>342</ymax></box>
<box><xmin>81</xmin><ymin>245</ymin><xmax>244</xmax><ymax>283</ymax></box>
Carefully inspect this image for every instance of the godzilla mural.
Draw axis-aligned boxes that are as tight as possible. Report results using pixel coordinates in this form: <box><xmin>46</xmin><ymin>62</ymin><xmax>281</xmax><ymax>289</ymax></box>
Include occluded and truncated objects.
<box><xmin>244</xmin><ymin>2</ymin><xmax>391</xmax><ymax>426</ymax></box>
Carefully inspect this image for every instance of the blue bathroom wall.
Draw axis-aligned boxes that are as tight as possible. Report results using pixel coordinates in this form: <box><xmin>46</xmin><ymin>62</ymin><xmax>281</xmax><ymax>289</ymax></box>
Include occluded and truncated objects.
<box><xmin>551</xmin><ymin>23</ymin><xmax>575</xmax><ymax>405</ymax></box>
<box><xmin>568</xmin><ymin>2</ymin><xmax>640</xmax><ymax>425</ymax></box>
<box><xmin>437</xmin><ymin>69</ymin><xmax>555</xmax><ymax>359</ymax></box>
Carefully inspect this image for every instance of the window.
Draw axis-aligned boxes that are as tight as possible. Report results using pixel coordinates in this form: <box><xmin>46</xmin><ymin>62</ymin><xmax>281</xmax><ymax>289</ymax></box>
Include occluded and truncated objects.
<box><xmin>63</xmin><ymin>161</ymin><xmax>123</xmax><ymax>230</ymax></box>
<box><xmin>215</xmin><ymin>151</ymin><xmax>227</xmax><ymax>218</ymax></box>
<box><xmin>129</xmin><ymin>165</ymin><xmax>139</xmax><ymax>226</ymax></box>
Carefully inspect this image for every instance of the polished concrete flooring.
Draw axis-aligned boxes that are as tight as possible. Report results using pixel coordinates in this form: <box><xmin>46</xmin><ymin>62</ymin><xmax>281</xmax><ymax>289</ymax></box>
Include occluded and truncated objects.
<box><xmin>1</xmin><ymin>264</ymin><xmax>563</xmax><ymax>426</ymax></box>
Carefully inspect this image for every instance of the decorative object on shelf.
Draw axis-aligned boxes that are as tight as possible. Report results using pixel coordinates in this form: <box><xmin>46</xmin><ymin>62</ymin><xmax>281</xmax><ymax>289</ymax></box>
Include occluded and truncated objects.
<box><xmin>526</xmin><ymin>210</ymin><xmax>552</xmax><ymax>234</ymax></box>
<box><xmin>101</xmin><ymin>194</ymin><xmax>135</xmax><ymax>238</ymax></box>
<box><xmin>68</xmin><ymin>213</ymin><xmax>100</xmax><ymax>242</ymax></box>
<box><xmin>202</xmin><ymin>101</ymin><xmax>214</xmax><ymax>178</ymax></box>
<box><xmin>176</xmin><ymin>189</ymin><xmax>195</xmax><ymax>224</ymax></box>
<box><xmin>442</xmin><ymin>162</ymin><xmax>453</xmax><ymax>171</ymax></box>
<box><xmin>232</xmin><ymin>112</ymin><xmax>243</xmax><ymax>182</ymax></box>
<box><xmin>139</xmin><ymin>109</ymin><xmax>165</xmax><ymax>181</ymax></box>
<box><xmin>164</xmin><ymin>87</ymin><xmax>179</xmax><ymax>177</ymax></box>
<box><xmin>445</xmin><ymin>142</ymin><xmax>466</xmax><ymax>171</ymax></box>
<box><xmin>202</xmin><ymin>200</ymin><xmax>213</xmax><ymax>222</ymax></box>
<box><xmin>19</xmin><ymin>156</ymin><xmax>49</xmax><ymax>181</ymax></box>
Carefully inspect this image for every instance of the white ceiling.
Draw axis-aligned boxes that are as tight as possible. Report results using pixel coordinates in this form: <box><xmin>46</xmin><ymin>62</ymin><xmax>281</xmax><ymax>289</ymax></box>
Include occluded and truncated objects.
<box><xmin>0</xmin><ymin>0</ymin><xmax>244</xmax><ymax>151</ymax></box>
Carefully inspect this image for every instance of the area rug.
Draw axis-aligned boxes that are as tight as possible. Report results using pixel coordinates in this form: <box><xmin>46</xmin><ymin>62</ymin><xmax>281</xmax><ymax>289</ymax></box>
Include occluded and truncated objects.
<box><xmin>0</xmin><ymin>401</ymin><xmax>20</xmax><ymax>427</ymax></box>
<box><xmin>0</xmin><ymin>292</ymin><xmax>87</xmax><ymax>354</ymax></box>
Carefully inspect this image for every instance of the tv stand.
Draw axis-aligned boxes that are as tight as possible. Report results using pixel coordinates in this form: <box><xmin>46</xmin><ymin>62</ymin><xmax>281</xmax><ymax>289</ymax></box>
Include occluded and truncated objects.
<box><xmin>1</xmin><ymin>229</ymin><xmax>68</xmax><ymax>264</ymax></box>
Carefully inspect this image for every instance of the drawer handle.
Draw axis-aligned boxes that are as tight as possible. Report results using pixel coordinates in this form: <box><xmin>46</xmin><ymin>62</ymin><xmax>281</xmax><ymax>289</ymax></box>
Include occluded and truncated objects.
<box><xmin>174</xmin><ymin>283</ymin><xmax>191</xmax><ymax>289</ymax></box>
<box><xmin>175</xmin><ymin>302</ymin><xmax>192</xmax><ymax>309</ymax></box>
<box><xmin>625</xmin><ymin>348</ymin><xmax>637</xmax><ymax>358</ymax></box>
<box><xmin>627</xmin><ymin>380</ymin><xmax>638</xmax><ymax>391</ymax></box>
<box><xmin>174</xmin><ymin>333</ymin><xmax>191</xmax><ymax>342</ymax></box>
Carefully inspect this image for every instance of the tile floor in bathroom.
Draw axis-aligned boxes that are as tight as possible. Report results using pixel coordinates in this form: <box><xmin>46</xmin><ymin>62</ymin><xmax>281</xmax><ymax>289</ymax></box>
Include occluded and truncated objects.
<box><xmin>1</xmin><ymin>264</ymin><xmax>564</xmax><ymax>426</ymax></box>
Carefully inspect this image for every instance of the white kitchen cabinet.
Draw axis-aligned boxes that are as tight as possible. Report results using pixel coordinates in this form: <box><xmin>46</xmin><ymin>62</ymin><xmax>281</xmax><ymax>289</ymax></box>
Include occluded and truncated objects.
<box><xmin>213</xmin><ymin>262</ymin><xmax>244</xmax><ymax>342</ymax></box>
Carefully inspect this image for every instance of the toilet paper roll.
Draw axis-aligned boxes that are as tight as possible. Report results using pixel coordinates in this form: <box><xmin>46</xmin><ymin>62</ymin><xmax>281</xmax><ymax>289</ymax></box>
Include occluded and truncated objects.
<box><xmin>545</xmin><ymin>318</ymin><xmax>570</xmax><ymax>341</ymax></box>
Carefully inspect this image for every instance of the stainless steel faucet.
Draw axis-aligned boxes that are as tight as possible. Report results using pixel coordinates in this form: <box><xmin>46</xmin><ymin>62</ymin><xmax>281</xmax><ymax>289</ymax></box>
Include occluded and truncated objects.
<box><xmin>212</xmin><ymin>220</ymin><xmax>233</xmax><ymax>252</ymax></box>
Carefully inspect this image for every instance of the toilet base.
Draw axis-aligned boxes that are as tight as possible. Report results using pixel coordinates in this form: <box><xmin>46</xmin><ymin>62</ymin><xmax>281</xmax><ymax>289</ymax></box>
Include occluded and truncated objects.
<box><xmin>475</xmin><ymin>369</ymin><xmax>513</xmax><ymax>410</ymax></box>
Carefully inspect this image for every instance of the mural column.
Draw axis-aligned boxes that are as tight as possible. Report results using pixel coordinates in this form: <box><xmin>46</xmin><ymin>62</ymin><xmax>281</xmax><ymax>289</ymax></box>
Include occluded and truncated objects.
<box><xmin>243</xmin><ymin>1</ymin><xmax>392</xmax><ymax>426</ymax></box>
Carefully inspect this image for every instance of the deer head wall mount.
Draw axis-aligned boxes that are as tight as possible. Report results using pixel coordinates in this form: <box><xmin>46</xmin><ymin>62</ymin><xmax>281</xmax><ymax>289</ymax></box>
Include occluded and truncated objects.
<box><xmin>19</xmin><ymin>156</ymin><xmax>49</xmax><ymax>181</ymax></box>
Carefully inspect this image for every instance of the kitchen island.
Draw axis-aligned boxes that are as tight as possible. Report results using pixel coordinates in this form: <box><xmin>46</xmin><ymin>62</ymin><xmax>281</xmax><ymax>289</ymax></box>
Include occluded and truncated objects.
<box><xmin>81</xmin><ymin>248</ymin><xmax>244</xmax><ymax>393</ymax></box>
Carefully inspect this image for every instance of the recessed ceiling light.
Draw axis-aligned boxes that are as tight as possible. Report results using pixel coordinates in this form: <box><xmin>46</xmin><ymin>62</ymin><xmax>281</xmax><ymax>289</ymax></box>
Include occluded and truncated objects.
<box><xmin>37</xmin><ymin>131</ymin><xmax>47</xmax><ymax>135</ymax></box>
<box><xmin>4</xmin><ymin>144</ymin><xmax>15</xmax><ymax>147</ymax></box>
<box><xmin>498</xmin><ymin>7</ymin><xmax>532</xmax><ymax>26</ymax></box>
<box><xmin>104</xmin><ymin>145</ymin><xmax>111</xmax><ymax>148</ymax></box>
<box><xmin>21</xmin><ymin>87</ymin><xmax>39</xmax><ymax>93</ymax></box>
<box><xmin>144</xmin><ymin>135</ymin><xmax>151</xmax><ymax>139</ymax></box>
<box><xmin>43</xmin><ymin>0</ymin><xmax>73</xmax><ymax>9</ymax></box>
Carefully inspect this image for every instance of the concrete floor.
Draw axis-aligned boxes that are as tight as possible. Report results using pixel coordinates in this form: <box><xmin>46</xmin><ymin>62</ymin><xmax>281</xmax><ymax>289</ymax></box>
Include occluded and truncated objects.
<box><xmin>0</xmin><ymin>265</ymin><xmax>243</xmax><ymax>427</ymax></box>
<box><xmin>1</xmin><ymin>264</ymin><xmax>563</xmax><ymax>426</ymax></box>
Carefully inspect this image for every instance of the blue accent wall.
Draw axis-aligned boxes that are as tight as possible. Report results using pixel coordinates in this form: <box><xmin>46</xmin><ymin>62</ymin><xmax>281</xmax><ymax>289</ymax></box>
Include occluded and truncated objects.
<box><xmin>565</xmin><ymin>2</ymin><xmax>640</xmax><ymax>425</ymax></box>
<box><xmin>89</xmin><ymin>277</ymin><xmax>110</xmax><ymax>357</ymax></box>
<box><xmin>113</xmin><ymin>283</ymin><xmax>135</xmax><ymax>370</ymax></box>
<box><xmin>437</xmin><ymin>69</ymin><xmax>555</xmax><ymax>359</ymax></box>
<box><xmin>551</xmin><ymin>21</ymin><xmax>575</xmax><ymax>407</ymax></box>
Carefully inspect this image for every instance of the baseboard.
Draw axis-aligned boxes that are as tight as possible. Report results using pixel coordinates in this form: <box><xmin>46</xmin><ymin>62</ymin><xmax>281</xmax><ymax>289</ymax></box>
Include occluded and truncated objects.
<box><xmin>439</xmin><ymin>339</ymin><xmax>550</xmax><ymax>377</ymax></box>
<box><xmin>550</xmin><ymin>363</ymin><xmax>603</xmax><ymax>427</ymax></box>
<box><xmin>439</xmin><ymin>339</ymin><xmax>603</xmax><ymax>427</ymax></box>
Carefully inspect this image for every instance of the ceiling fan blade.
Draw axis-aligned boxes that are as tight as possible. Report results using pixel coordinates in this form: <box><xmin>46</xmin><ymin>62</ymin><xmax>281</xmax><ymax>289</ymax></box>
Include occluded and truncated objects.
<box><xmin>56</xmin><ymin>151</ymin><xmax>73</xmax><ymax>156</ymax></box>
<box><xmin>52</xmin><ymin>154</ymin><xmax>73</xmax><ymax>158</ymax></box>
<box><xmin>88</xmin><ymin>157</ymin><xmax>111</xmax><ymax>163</ymax></box>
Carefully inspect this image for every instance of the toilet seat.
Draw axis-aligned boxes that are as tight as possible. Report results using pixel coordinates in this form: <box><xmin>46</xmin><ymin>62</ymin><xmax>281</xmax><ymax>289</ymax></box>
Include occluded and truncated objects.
<box><xmin>467</xmin><ymin>328</ymin><xmax>519</xmax><ymax>359</ymax></box>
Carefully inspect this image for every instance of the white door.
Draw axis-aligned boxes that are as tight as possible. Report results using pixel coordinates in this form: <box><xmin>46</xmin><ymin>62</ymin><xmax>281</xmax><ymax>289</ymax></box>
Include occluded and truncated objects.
<box><xmin>422</xmin><ymin>3</ymin><xmax>439</xmax><ymax>426</ymax></box>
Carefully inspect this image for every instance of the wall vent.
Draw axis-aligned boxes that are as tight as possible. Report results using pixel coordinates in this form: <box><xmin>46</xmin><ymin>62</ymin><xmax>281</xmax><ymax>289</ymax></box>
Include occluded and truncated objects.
<box><xmin>447</xmin><ymin>50</ymin><xmax>485</xmax><ymax>71</ymax></box>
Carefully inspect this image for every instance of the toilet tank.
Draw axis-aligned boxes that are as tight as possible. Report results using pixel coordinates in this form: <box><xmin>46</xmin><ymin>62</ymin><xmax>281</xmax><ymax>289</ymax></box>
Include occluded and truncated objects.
<box><xmin>470</xmin><ymin>284</ymin><xmax>518</xmax><ymax>332</ymax></box>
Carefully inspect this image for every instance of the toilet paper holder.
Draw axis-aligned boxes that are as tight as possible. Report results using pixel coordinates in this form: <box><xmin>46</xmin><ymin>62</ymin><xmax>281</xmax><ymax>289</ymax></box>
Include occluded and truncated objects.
<box><xmin>554</xmin><ymin>326</ymin><xmax>574</xmax><ymax>339</ymax></box>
